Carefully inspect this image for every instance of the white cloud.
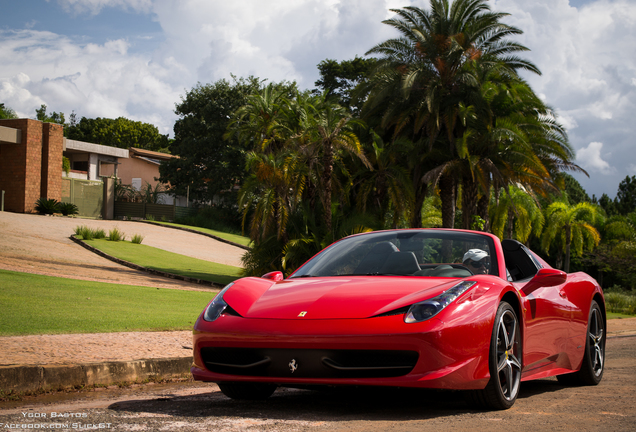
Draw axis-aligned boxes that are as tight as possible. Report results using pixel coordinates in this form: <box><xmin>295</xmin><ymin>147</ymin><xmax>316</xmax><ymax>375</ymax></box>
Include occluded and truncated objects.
<box><xmin>0</xmin><ymin>29</ymin><xmax>181</xmax><ymax>134</ymax></box>
<box><xmin>2</xmin><ymin>0</ymin><xmax>635</xmax><ymax>201</ymax></box>
<box><xmin>576</xmin><ymin>142</ymin><xmax>616</xmax><ymax>175</ymax></box>
<box><xmin>55</xmin><ymin>0</ymin><xmax>152</xmax><ymax>15</ymax></box>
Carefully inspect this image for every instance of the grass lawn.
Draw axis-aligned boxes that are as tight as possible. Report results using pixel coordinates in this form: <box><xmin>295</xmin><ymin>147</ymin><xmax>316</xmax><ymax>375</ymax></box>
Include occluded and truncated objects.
<box><xmin>0</xmin><ymin>269</ymin><xmax>216</xmax><ymax>336</ymax></box>
<box><xmin>84</xmin><ymin>238</ymin><xmax>243</xmax><ymax>286</ymax></box>
<box><xmin>150</xmin><ymin>221</ymin><xmax>252</xmax><ymax>247</ymax></box>
<box><xmin>607</xmin><ymin>312</ymin><xmax>636</xmax><ymax>319</ymax></box>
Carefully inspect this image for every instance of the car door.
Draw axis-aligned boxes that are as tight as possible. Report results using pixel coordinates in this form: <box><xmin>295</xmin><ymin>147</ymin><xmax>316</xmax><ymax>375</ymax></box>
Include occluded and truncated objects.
<box><xmin>501</xmin><ymin>240</ymin><xmax>572</xmax><ymax>376</ymax></box>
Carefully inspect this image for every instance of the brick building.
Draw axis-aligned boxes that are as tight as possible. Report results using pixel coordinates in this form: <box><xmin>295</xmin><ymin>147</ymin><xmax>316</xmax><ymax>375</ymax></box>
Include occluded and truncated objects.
<box><xmin>0</xmin><ymin>119</ymin><xmax>63</xmax><ymax>213</ymax></box>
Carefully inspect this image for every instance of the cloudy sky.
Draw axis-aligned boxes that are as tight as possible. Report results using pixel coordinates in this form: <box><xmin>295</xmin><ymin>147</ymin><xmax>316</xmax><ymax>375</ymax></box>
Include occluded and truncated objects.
<box><xmin>1</xmin><ymin>0</ymin><xmax>634</xmax><ymax>199</ymax></box>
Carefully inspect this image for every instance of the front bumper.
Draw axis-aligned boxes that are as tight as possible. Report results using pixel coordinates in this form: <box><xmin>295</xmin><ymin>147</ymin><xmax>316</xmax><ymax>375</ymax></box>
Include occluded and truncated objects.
<box><xmin>191</xmin><ymin>312</ymin><xmax>492</xmax><ymax>390</ymax></box>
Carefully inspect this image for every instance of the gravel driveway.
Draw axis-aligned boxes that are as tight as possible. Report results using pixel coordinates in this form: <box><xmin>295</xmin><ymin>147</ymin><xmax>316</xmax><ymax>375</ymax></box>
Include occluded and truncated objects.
<box><xmin>0</xmin><ymin>211</ymin><xmax>246</xmax><ymax>291</ymax></box>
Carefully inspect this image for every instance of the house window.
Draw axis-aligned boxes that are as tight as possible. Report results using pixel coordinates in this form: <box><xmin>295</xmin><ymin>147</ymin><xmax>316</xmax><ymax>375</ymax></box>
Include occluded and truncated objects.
<box><xmin>73</xmin><ymin>161</ymin><xmax>88</xmax><ymax>172</ymax></box>
<box><xmin>132</xmin><ymin>178</ymin><xmax>142</xmax><ymax>191</ymax></box>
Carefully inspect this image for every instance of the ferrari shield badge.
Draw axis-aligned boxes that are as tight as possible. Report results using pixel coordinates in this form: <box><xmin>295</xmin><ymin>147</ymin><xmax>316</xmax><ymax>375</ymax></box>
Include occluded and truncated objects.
<box><xmin>289</xmin><ymin>359</ymin><xmax>298</xmax><ymax>373</ymax></box>
<box><xmin>298</xmin><ymin>311</ymin><xmax>307</xmax><ymax>317</ymax></box>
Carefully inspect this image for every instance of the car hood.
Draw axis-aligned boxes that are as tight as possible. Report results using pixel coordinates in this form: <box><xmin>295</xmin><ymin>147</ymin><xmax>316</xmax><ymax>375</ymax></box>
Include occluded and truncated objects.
<box><xmin>222</xmin><ymin>276</ymin><xmax>464</xmax><ymax>319</ymax></box>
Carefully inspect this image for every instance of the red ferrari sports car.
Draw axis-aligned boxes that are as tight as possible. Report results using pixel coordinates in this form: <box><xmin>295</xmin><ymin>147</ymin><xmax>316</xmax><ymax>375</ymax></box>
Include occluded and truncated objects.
<box><xmin>192</xmin><ymin>229</ymin><xmax>605</xmax><ymax>410</ymax></box>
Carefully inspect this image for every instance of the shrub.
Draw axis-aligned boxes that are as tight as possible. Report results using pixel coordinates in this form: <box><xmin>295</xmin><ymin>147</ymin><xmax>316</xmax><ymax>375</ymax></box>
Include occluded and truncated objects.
<box><xmin>145</xmin><ymin>214</ymin><xmax>155</xmax><ymax>221</ymax></box>
<box><xmin>35</xmin><ymin>198</ymin><xmax>60</xmax><ymax>215</ymax></box>
<box><xmin>131</xmin><ymin>234</ymin><xmax>144</xmax><ymax>244</ymax></box>
<box><xmin>62</xmin><ymin>157</ymin><xmax>70</xmax><ymax>176</ymax></box>
<box><xmin>107</xmin><ymin>227</ymin><xmax>125</xmax><ymax>241</ymax></box>
<box><xmin>75</xmin><ymin>225</ymin><xmax>94</xmax><ymax>240</ymax></box>
<box><xmin>605</xmin><ymin>286</ymin><xmax>636</xmax><ymax>315</ymax></box>
<box><xmin>94</xmin><ymin>229</ymin><xmax>106</xmax><ymax>239</ymax></box>
<box><xmin>58</xmin><ymin>202</ymin><xmax>79</xmax><ymax>216</ymax></box>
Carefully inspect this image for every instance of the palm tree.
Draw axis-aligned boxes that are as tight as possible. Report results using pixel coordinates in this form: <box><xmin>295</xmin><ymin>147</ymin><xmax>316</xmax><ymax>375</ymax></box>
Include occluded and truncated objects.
<box><xmin>237</xmin><ymin>150</ymin><xmax>305</xmax><ymax>242</ymax></box>
<box><xmin>354</xmin><ymin>133</ymin><xmax>414</xmax><ymax>228</ymax></box>
<box><xmin>541</xmin><ymin>201</ymin><xmax>603</xmax><ymax>273</ymax></box>
<box><xmin>363</xmin><ymin>0</ymin><xmax>540</xmax><ymax>227</ymax></box>
<box><xmin>490</xmin><ymin>185</ymin><xmax>544</xmax><ymax>243</ymax></box>
<box><xmin>299</xmin><ymin>94</ymin><xmax>371</xmax><ymax>236</ymax></box>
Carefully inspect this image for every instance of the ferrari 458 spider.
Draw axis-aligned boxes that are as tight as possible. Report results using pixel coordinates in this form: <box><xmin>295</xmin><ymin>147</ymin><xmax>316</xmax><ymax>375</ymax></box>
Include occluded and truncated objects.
<box><xmin>192</xmin><ymin>229</ymin><xmax>605</xmax><ymax>409</ymax></box>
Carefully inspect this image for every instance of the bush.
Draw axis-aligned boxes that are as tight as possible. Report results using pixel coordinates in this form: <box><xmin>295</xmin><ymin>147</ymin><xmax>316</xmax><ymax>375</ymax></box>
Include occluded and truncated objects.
<box><xmin>131</xmin><ymin>234</ymin><xmax>144</xmax><ymax>244</ymax></box>
<box><xmin>175</xmin><ymin>205</ymin><xmax>243</xmax><ymax>235</ymax></box>
<box><xmin>94</xmin><ymin>229</ymin><xmax>106</xmax><ymax>239</ymax></box>
<box><xmin>75</xmin><ymin>225</ymin><xmax>94</xmax><ymax>240</ymax></box>
<box><xmin>58</xmin><ymin>202</ymin><xmax>79</xmax><ymax>216</ymax></box>
<box><xmin>107</xmin><ymin>227</ymin><xmax>125</xmax><ymax>241</ymax></box>
<box><xmin>35</xmin><ymin>198</ymin><xmax>60</xmax><ymax>215</ymax></box>
<box><xmin>605</xmin><ymin>286</ymin><xmax>636</xmax><ymax>315</ymax></box>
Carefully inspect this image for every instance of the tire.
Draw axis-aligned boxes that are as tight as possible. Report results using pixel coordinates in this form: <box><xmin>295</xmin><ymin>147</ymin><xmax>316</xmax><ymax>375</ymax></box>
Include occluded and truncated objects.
<box><xmin>557</xmin><ymin>300</ymin><xmax>605</xmax><ymax>386</ymax></box>
<box><xmin>468</xmin><ymin>301</ymin><xmax>522</xmax><ymax>410</ymax></box>
<box><xmin>217</xmin><ymin>382</ymin><xmax>277</xmax><ymax>400</ymax></box>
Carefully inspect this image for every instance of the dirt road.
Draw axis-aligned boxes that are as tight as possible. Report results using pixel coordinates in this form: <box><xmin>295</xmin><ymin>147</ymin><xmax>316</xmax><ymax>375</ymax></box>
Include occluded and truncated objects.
<box><xmin>0</xmin><ymin>211</ymin><xmax>245</xmax><ymax>291</ymax></box>
<box><xmin>1</xmin><ymin>336</ymin><xmax>634</xmax><ymax>431</ymax></box>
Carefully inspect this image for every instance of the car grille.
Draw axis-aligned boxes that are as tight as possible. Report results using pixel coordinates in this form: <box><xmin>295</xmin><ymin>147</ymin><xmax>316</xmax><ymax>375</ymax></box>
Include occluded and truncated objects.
<box><xmin>201</xmin><ymin>347</ymin><xmax>418</xmax><ymax>378</ymax></box>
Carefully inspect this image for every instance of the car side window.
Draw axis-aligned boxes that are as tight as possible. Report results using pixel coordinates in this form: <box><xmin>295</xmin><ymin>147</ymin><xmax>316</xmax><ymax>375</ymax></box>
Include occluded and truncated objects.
<box><xmin>501</xmin><ymin>239</ymin><xmax>541</xmax><ymax>281</ymax></box>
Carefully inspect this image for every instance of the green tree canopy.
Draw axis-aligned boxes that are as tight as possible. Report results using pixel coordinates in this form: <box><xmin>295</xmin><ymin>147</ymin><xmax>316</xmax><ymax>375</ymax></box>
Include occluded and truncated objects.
<box><xmin>361</xmin><ymin>0</ymin><xmax>546</xmax><ymax>228</ymax></box>
<box><xmin>35</xmin><ymin>104</ymin><xmax>65</xmax><ymax>125</ymax></box>
<box><xmin>159</xmin><ymin>76</ymin><xmax>277</xmax><ymax>203</ymax></box>
<box><xmin>542</xmin><ymin>201</ymin><xmax>602</xmax><ymax>273</ymax></box>
<box><xmin>616</xmin><ymin>175</ymin><xmax>636</xmax><ymax>215</ymax></box>
<box><xmin>66</xmin><ymin>116</ymin><xmax>169</xmax><ymax>151</ymax></box>
<box><xmin>0</xmin><ymin>103</ymin><xmax>18</xmax><ymax>120</ymax></box>
<box><xmin>314</xmin><ymin>57</ymin><xmax>378</xmax><ymax>113</ymax></box>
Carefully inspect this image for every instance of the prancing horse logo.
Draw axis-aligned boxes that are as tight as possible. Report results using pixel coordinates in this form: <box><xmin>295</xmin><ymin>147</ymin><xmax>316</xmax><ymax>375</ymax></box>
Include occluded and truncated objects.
<box><xmin>289</xmin><ymin>359</ymin><xmax>298</xmax><ymax>373</ymax></box>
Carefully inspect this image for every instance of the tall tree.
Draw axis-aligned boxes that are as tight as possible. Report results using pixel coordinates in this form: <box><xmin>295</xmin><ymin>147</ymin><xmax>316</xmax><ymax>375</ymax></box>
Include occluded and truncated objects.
<box><xmin>0</xmin><ymin>103</ymin><xmax>18</xmax><ymax>119</ymax></box>
<box><xmin>616</xmin><ymin>175</ymin><xmax>636</xmax><ymax>215</ymax></box>
<box><xmin>362</xmin><ymin>0</ymin><xmax>541</xmax><ymax>228</ymax></box>
<box><xmin>159</xmin><ymin>77</ymin><xmax>266</xmax><ymax>203</ymax></box>
<box><xmin>66</xmin><ymin>116</ymin><xmax>169</xmax><ymax>151</ymax></box>
<box><xmin>541</xmin><ymin>201</ymin><xmax>602</xmax><ymax>273</ymax></box>
<box><xmin>354</xmin><ymin>133</ymin><xmax>414</xmax><ymax>228</ymax></box>
<box><xmin>314</xmin><ymin>57</ymin><xmax>378</xmax><ymax>113</ymax></box>
<box><xmin>490</xmin><ymin>185</ymin><xmax>544</xmax><ymax>243</ymax></box>
<box><xmin>35</xmin><ymin>104</ymin><xmax>66</xmax><ymax>125</ymax></box>
<box><xmin>303</xmin><ymin>94</ymin><xmax>371</xmax><ymax>236</ymax></box>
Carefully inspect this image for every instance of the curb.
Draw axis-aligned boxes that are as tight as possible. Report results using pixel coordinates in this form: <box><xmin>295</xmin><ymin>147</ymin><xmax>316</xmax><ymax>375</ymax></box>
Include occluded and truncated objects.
<box><xmin>137</xmin><ymin>220</ymin><xmax>251</xmax><ymax>251</ymax></box>
<box><xmin>0</xmin><ymin>357</ymin><xmax>192</xmax><ymax>394</ymax></box>
<box><xmin>69</xmin><ymin>235</ymin><xmax>224</xmax><ymax>288</ymax></box>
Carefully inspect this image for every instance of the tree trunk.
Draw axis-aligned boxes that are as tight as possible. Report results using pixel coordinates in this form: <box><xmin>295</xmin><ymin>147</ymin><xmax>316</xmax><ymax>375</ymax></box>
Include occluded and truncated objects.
<box><xmin>507</xmin><ymin>208</ymin><xmax>514</xmax><ymax>239</ymax></box>
<box><xmin>410</xmin><ymin>185</ymin><xmax>427</xmax><ymax>228</ymax></box>
<box><xmin>322</xmin><ymin>139</ymin><xmax>334</xmax><ymax>237</ymax></box>
<box><xmin>462</xmin><ymin>179</ymin><xmax>478</xmax><ymax>230</ymax></box>
<box><xmin>477</xmin><ymin>192</ymin><xmax>490</xmax><ymax>232</ymax></box>
<box><xmin>564</xmin><ymin>225</ymin><xmax>571</xmax><ymax>273</ymax></box>
<box><xmin>439</xmin><ymin>174</ymin><xmax>456</xmax><ymax>229</ymax></box>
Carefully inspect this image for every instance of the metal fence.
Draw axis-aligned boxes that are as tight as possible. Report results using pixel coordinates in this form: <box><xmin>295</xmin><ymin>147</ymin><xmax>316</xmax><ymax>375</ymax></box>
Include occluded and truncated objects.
<box><xmin>114</xmin><ymin>201</ymin><xmax>195</xmax><ymax>221</ymax></box>
<box><xmin>61</xmin><ymin>178</ymin><xmax>104</xmax><ymax>218</ymax></box>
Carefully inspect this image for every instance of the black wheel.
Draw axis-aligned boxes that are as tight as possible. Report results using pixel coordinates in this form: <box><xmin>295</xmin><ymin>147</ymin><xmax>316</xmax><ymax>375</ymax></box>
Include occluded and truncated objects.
<box><xmin>468</xmin><ymin>301</ymin><xmax>522</xmax><ymax>410</ymax></box>
<box><xmin>557</xmin><ymin>300</ymin><xmax>605</xmax><ymax>386</ymax></box>
<box><xmin>217</xmin><ymin>382</ymin><xmax>277</xmax><ymax>400</ymax></box>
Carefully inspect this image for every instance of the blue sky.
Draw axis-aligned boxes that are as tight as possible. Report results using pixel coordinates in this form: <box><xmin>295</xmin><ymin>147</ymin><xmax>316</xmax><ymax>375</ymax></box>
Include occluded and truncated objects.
<box><xmin>1</xmin><ymin>0</ymin><xmax>635</xmax><ymax>199</ymax></box>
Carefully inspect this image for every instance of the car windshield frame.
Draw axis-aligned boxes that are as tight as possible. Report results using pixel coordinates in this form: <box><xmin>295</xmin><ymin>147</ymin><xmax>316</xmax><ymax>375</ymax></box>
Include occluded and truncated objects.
<box><xmin>290</xmin><ymin>229</ymin><xmax>499</xmax><ymax>278</ymax></box>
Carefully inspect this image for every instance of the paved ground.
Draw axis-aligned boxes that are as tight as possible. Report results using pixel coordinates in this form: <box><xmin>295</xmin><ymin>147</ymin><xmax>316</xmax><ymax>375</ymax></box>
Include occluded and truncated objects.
<box><xmin>1</xmin><ymin>336</ymin><xmax>635</xmax><ymax>432</ymax></box>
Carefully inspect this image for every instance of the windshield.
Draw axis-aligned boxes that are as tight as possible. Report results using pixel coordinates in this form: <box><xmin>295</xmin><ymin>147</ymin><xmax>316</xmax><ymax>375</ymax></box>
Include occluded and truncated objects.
<box><xmin>291</xmin><ymin>230</ymin><xmax>498</xmax><ymax>278</ymax></box>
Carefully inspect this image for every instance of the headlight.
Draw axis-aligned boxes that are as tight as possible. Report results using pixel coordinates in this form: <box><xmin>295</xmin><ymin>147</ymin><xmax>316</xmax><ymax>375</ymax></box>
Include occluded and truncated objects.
<box><xmin>404</xmin><ymin>281</ymin><xmax>476</xmax><ymax>323</ymax></box>
<box><xmin>203</xmin><ymin>283</ymin><xmax>234</xmax><ymax>322</ymax></box>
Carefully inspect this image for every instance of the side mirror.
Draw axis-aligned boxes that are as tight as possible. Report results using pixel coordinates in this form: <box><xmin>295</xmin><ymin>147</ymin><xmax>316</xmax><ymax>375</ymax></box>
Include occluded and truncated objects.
<box><xmin>522</xmin><ymin>268</ymin><xmax>567</xmax><ymax>295</ymax></box>
<box><xmin>261</xmin><ymin>271</ymin><xmax>284</xmax><ymax>282</ymax></box>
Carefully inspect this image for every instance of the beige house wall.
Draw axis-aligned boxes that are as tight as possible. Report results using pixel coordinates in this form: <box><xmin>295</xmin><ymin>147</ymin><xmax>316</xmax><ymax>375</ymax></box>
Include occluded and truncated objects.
<box><xmin>101</xmin><ymin>157</ymin><xmax>162</xmax><ymax>189</ymax></box>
